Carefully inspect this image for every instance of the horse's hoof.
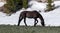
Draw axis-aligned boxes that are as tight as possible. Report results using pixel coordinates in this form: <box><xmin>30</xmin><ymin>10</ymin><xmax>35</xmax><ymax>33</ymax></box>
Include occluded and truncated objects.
<box><xmin>17</xmin><ymin>25</ymin><xmax>19</xmax><ymax>26</ymax></box>
<box><xmin>26</xmin><ymin>25</ymin><xmax>27</xmax><ymax>26</ymax></box>
<box><xmin>34</xmin><ymin>25</ymin><xmax>36</xmax><ymax>27</ymax></box>
<box><xmin>42</xmin><ymin>25</ymin><xmax>45</xmax><ymax>27</ymax></box>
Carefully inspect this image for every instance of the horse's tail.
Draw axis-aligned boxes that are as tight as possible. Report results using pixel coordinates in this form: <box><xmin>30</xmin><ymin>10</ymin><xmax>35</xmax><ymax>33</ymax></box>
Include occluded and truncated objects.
<box><xmin>39</xmin><ymin>14</ymin><xmax>45</xmax><ymax>26</ymax></box>
<box><xmin>17</xmin><ymin>15</ymin><xmax>23</xmax><ymax>26</ymax></box>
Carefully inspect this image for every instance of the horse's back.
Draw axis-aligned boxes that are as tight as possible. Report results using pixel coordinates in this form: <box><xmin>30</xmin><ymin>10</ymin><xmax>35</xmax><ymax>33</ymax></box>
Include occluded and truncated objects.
<box><xmin>20</xmin><ymin>10</ymin><xmax>40</xmax><ymax>18</ymax></box>
<box><xmin>21</xmin><ymin>10</ymin><xmax>39</xmax><ymax>14</ymax></box>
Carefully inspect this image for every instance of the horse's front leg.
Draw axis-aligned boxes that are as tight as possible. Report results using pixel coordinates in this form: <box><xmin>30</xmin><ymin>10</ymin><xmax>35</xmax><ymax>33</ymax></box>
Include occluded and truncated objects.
<box><xmin>24</xmin><ymin>18</ymin><xmax>27</xmax><ymax>26</ymax></box>
<box><xmin>34</xmin><ymin>18</ymin><xmax>38</xmax><ymax>26</ymax></box>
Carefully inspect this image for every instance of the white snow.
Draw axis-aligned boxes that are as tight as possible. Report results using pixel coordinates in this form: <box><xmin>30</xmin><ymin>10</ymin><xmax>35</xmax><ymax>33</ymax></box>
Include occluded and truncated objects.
<box><xmin>0</xmin><ymin>2</ymin><xmax>5</xmax><ymax>7</ymax></box>
<box><xmin>28</xmin><ymin>1</ymin><xmax>46</xmax><ymax>12</ymax></box>
<box><xmin>0</xmin><ymin>1</ymin><xmax>60</xmax><ymax>26</ymax></box>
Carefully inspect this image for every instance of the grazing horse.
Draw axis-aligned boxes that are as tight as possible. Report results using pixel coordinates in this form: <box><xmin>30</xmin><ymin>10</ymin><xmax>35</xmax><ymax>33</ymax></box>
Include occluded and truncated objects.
<box><xmin>17</xmin><ymin>10</ymin><xmax>45</xmax><ymax>26</ymax></box>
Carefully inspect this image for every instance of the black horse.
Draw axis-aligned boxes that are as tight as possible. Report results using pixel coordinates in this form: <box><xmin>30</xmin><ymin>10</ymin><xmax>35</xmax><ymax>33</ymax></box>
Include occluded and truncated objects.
<box><xmin>17</xmin><ymin>10</ymin><xmax>45</xmax><ymax>26</ymax></box>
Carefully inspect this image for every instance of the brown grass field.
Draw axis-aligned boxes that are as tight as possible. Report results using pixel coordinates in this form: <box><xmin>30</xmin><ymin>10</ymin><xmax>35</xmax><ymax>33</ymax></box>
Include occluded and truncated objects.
<box><xmin>0</xmin><ymin>25</ymin><xmax>60</xmax><ymax>33</ymax></box>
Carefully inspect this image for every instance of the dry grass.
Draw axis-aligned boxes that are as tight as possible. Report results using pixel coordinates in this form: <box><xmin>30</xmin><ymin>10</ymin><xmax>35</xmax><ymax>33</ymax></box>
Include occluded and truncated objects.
<box><xmin>0</xmin><ymin>25</ymin><xmax>60</xmax><ymax>33</ymax></box>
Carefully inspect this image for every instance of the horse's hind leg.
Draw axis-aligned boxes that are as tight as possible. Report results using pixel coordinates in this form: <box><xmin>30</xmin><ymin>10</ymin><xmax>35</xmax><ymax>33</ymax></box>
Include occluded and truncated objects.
<box><xmin>24</xmin><ymin>18</ymin><xmax>27</xmax><ymax>26</ymax></box>
<box><xmin>18</xmin><ymin>16</ymin><xmax>23</xmax><ymax>26</ymax></box>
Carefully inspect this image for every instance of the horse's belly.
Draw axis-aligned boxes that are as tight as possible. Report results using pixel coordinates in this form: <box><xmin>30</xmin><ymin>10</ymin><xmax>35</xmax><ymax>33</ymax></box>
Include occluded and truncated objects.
<box><xmin>27</xmin><ymin>16</ymin><xmax>33</xmax><ymax>18</ymax></box>
<box><xmin>26</xmin><ymin>15</ymin><xmax>37</xmax><ymax>18</ymax></box>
